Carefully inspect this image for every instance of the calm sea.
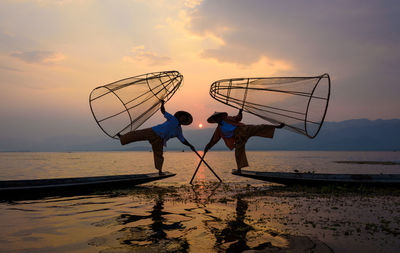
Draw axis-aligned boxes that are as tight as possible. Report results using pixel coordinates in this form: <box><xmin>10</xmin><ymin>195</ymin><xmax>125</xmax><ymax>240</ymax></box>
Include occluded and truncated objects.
<box><xmin>1</xmin><ymin>151</ymin><xmax>400</xmax><ymax>181</ymax></box>
<box><xmin>0</xmin><ymin>151</ymin><xmax>400</xmax><ymax>183</ymax></box>
<box><xmin>1</xmin><ymin>151</ymin><xmax>399</xmax><ymax>253</ymax></box>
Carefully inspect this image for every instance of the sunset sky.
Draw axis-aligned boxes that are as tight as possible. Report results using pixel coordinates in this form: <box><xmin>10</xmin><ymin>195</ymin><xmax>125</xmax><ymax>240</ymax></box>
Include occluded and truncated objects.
<box><xmin>0</xmin><ymin>0</ymin><xmax>399</xmax><ymax>143</ymax></box>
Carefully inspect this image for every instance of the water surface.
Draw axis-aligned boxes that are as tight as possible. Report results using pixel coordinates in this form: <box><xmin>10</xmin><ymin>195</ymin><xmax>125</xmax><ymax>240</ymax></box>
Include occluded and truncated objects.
<box><xmin>1</xmin><ymin>151</ymin><xmax>399</xmax><ymax>181</ymax></box>
<box><xmin>0</xmin><ymin>151</ymin><xmax>399</xmax><ymax>252</ymax></box>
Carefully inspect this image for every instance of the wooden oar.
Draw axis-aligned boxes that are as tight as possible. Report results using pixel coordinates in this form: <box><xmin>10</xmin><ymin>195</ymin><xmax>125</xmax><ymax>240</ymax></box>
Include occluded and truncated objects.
<box><xmin>190</xmin><ymin>150</ymin><xmax>222</xmax><ymax>184</ymax></box>
<box><xmin>189</xmin><ymin>153</ymin><xmax>205</xmax><ymax>184</ymax></box>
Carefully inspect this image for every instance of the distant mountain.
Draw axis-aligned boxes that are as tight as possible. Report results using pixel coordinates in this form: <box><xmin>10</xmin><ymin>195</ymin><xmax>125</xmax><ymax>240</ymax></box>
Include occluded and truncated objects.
<box><xmin>169</xmin><ymin>118</ymin><xmax>400</xmax><ymax>151</ymax></box>
<box><xmin>1</xmin><ymin>119</ymin><xmax>399</xmax><ymax>152</ymax></box>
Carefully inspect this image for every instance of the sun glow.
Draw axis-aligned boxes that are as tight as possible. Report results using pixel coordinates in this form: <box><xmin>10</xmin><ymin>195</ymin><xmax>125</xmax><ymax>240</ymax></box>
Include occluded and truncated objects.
<box><xmin>198</xmin><ymin>123</ymin><xmax>203</xmax><ymax>128</ymax></box>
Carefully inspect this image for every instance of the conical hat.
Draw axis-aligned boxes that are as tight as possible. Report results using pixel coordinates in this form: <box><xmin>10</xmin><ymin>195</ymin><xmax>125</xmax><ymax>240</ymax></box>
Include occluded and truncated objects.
<box><xmin>174</xmin><ymin>111</ymin><xmax>193</xmax><ymax>125</ymax></box>
<box><xmin>207</xmin><ymin>112</ymin><xmax>228</xmax><ymax>123</ymax></box>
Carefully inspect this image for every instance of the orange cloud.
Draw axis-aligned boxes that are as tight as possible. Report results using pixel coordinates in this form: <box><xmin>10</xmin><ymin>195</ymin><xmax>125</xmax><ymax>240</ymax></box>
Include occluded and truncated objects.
<box><xmin>10</xmin><ymin>51</ymin><xmax>65</xmax><ymax>64</ymax></box>
<box><xmin>123</xmin><ymin>46</ymin><xmax>172</xmax><ymax>66</ymax></box>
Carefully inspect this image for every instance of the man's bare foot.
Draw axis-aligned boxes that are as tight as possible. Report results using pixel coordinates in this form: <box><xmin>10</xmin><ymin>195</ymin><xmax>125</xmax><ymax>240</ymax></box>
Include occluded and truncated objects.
<box><xmin>276</xmin><ymin>123</ymin><xmax>285</xmax><ymax>129</ymax></box>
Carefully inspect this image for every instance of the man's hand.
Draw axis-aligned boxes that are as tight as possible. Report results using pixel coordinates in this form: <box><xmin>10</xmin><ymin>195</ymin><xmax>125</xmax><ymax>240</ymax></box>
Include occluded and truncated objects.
<box><xmin>236</xmin><ymin>108</ymin><xmax>243</xmax><ymax>121</ymax></box>
<box><xmin>276</xmin><ymin>123</ymin><xmax>285</xmax><ymax>129</ymax></box>
<box><xmin>183</xmin><ymin>139</ymin><xmax>195</xmax><ymax>151</ymax></box>
<box><xmin>160</xmin><ymin>100</ymin><xmax>166</xmax><ymax>114</ymax></box>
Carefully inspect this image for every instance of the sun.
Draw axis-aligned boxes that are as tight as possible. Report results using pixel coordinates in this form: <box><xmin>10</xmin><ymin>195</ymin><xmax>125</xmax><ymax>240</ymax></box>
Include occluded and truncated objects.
<box><xmin>198</xmin><ymin>123</ymin><xmax>203</xmax><ymax>128</ymax></box>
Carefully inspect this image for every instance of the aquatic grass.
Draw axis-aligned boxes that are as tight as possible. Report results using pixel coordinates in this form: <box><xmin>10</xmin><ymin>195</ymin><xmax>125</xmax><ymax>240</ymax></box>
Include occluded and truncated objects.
<box><xmin>334</xmin><ymin>161</ymin><xmax>400</xmax><ymax>165</ymax></box>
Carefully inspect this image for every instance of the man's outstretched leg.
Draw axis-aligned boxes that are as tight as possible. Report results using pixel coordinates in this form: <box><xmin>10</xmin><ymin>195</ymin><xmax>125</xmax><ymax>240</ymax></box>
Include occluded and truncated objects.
<box><xmin>242</xmin><ymin>124</ymin><xmax>276</xmax><ymax>139</ymax></box>
<box><xmin>119</xmin><ymin>128</ymin><xmax>155</xmax><ymax>145</ymax></box>
<box><xmin>234</xmin><ymin>127</ymin><xmax>250</xmax><ymax>173</ymax></box>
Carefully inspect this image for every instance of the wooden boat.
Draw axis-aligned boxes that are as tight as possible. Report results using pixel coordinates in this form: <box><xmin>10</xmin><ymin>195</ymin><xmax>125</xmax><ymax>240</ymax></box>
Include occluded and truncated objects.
<box><xmin>232</xmin><ymin>169</ymin><xmax>400</xmax><ymax>186</ymax></box>
<box><xmin>0</xmin><ymin>172</ymin><xmax>175</xmax><ymax>198</ymax></box>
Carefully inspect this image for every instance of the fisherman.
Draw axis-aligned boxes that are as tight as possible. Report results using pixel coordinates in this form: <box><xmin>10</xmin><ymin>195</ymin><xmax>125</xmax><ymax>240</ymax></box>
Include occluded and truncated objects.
<box><xmin>204</xmin><ymin>109</ymin><xmax>284</xmax><ymax>173</ymax></box>
<box><xmin>118</xmin><ymin>100</ymin><xmax>195</xmax><ymax>175</ymax></box>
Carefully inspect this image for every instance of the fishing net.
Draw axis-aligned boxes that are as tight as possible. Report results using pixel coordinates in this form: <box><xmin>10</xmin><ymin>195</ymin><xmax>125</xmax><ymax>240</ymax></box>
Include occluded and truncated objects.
<box><xmin>89</xmin><ymin>71</ymin><xmax>183</xmax><ymax>139</ymax></box>
<box><xmin>209</xmin><ymin>74</ymin><xmax>330</xmax><ymax>138</ymax></box>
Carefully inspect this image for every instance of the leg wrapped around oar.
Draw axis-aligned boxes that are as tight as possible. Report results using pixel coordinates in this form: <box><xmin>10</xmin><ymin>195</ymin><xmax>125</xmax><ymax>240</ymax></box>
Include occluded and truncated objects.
<box><xmin>150</xmin><ymin>138</ymin><xmax>164</xmax><ymax>174</ymax></box>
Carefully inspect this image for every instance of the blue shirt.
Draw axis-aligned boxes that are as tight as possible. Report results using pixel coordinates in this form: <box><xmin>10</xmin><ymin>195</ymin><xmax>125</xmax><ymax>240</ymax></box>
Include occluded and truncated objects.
<box><xmin>220</xmin><ymin>120</ymin><xmax>237</xmax><ymax>138</ymax></box>
<box><xmin>152</xmin><ymin>112</ymin><xmax>185</xmax><ymax>146</ymax></box>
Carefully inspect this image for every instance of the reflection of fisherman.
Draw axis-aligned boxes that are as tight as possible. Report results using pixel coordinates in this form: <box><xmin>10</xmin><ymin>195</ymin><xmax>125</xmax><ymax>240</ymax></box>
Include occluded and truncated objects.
<box><xmin>150</xmin><ymin>193</ymin><xmax>166</xmax><ymax>240</ymax></box>
<box><xmin>215</xmin><ymin>196</ymin><xmax>253</xmax><ymax>252</ymax></box>
<box><xmin>204</xmin><ymin>110</ymin><xmax>284</xmax><ymax>173</ymax></box>
<box><xmin>118</xmin><ymin>100</ymin><xmax>195</xmax><ymax>174</ymax></box>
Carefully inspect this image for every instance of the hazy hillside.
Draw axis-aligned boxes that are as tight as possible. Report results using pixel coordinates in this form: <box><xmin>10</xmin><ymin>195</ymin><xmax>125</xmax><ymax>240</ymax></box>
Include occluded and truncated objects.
<box><xmin>171</xmin><ymin>119</ymin><xmax>400</xmax><ymax>151</ymax></box>
<box><xmin>1</xmin><ymin>119</ymin><xmax>399</xmax><ymax>152</ymax></box>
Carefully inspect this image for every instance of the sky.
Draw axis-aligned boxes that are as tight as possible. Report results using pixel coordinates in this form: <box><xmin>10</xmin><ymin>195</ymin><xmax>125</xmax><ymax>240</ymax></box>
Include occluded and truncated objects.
<box><xmin>0</xmin><ymin>0</ymin><xmax>399</xmax><ymax>145</ymax></box>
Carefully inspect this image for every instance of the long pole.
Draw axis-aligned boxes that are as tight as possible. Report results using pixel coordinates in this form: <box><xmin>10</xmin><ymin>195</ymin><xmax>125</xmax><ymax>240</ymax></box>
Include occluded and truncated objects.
<box><xmin>190</xmin><ymin>150</ymin><xmax>222</xmax><ymax>184</ymax></box>
<box><xmin>189</xmin><ymin>153</ymin><xmax>205</xmax><ymax>184</ymax></box>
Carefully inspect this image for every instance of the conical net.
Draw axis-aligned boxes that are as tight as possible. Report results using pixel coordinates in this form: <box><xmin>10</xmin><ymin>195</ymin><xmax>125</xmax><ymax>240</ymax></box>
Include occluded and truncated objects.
<box><xmin>210</xmin><ymin>74</ymin><xmax>330</xmax><ymax>138</ymax></box>
<box><xmin>89</xmin><ymin>71</ymin><xmax>183</xmax><ymax>139</ymax></box>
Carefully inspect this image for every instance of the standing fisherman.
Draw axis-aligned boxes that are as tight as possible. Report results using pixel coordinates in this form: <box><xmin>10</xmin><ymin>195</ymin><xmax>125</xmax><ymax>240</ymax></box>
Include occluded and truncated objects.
<box><xmin>118</xmin><ymin>101</ymin><xmax>195</xmax><ymax>175</ymax></box>
<box><xmin>204</xmin><ymin>109</ymin><xmax>284</xmax><ymax>173</ymax></box>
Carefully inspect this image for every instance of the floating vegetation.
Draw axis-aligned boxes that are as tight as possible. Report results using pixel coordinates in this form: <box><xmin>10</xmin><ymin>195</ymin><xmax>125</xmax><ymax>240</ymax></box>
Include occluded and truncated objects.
<box><xmin>2</xmin><ymin>182</ymin><xmax>400</xmax><ymax>252</ymax></box>
<box><xmin>334</xmin><ymin>161</ymin><xmax>400</xmax><ymax>165</ymax></box>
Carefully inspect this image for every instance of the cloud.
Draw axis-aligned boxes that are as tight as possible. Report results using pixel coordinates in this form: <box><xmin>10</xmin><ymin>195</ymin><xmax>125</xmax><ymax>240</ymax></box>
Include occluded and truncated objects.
<box><xmin>161</xmin><ymin>1</ymin><xmax>291</xmax><ymax>68</ymax></box>
<box><xmin>0</xmin><ymin>64</ymin><xmax>23</xmax><ymax>72</ymax></box>
<box><xmin>201</xmin><ymin>43</ymin><xmax>262</xmax><ymax>65</ymax></box>
<box><xmin>123</xmin><ymin>46</ymin><xmax>171</xmax><ymax>66</ymax></box>
<box><xmin>10</xmin><ymin>50</ymin><xmax>65</xmax><ymax>64</ymax></box>
<box><xmin>186</xmin><ymin>0</ymin><xmax>400</xmax><ymax>71</ymax></box>
<box><xmin>0</xmin><ymin>30</ymin><xmax>38</xmax><ymax>52</ymax></box>
<box><xmin>177</xmin><ymin>0</ymin><xmax>400</xmax><ymax>121</ymax></box>
<box><xmin>17</xmin><ymin>0</ymin><xmax>83</xmax><ymax>5</ymax></box>
<box><xmin>184</xmin><ymin>0</ymin><xmax>203</xmax><ymax>9</ymax></box>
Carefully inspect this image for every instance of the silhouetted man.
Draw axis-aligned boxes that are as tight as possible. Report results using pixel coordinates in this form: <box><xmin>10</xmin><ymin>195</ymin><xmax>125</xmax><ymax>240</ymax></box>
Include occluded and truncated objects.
<box><xmin>118</xmin><ymin>101</ymin><xmax>195</xmax><ymax>174</ymax></box>
<box><xmin>204</xmin><ymin>109</ymin><xmax>284</xmax><ymax>172</ymax></box>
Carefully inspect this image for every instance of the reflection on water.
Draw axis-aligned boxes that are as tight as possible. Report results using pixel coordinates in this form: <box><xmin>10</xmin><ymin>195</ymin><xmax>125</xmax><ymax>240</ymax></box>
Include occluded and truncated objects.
<box><xmin>1</xmin><ymin>150</ymin><xmax>400</xmax><ymax>252</ymax></box>
<box><xmin>90</xmin><ymin>192</ymin><xmax>189</xmax><ymax>252</ymax></box>
<box><xmin>207</xmin><ymin>196</ymin><xmax>334</xmax><ymax>253</ymax></box>
<box><xmin>0</xmin><ymin>183</ymin><xmax>399</xmax><ymax>252</ymax></box>
<box><xmin>213</xmin><ymin>197</ymin><xmax>253</xmax><ymax>252</ymax></box>
<box><xmin>1</xmin><ymin>151</ymin><xmax>400</xmax><ymax>181</ymax></box>
<box><xmin>191</xmin><ymin>182</ymin><xmax>221</xmax><ymax>207</ymax></box>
